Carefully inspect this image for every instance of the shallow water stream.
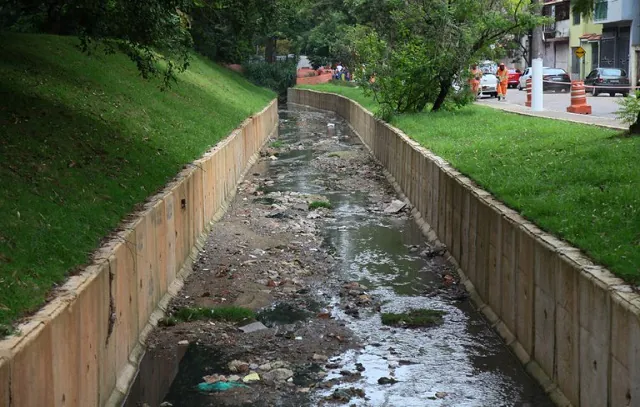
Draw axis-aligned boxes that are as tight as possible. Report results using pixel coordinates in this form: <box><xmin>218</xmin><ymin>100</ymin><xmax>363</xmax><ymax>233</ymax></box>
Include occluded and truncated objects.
<box><xmin>124</xmin><ymin>105</ymin><xmax>553</xmax><ymax>407</ymax></box>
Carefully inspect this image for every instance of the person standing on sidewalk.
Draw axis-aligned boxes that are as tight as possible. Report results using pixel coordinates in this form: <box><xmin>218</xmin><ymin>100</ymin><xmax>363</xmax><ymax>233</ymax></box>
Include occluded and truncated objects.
<box><xmin>496</xmin><ymin>63</ymin><xmax>509</xmax><ymax>101</ymax></box>
<box><xmin>469</xmin><ymin>64</ymin><xmax>482</xmax><ymax>98</ymax></box>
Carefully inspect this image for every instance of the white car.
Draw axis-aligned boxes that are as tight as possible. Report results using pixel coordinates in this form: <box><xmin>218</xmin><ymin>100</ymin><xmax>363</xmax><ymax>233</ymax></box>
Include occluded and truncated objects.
<box><xmin>517</xmin><ymin>66</ymin><xmax>550</xmax><ymax>90</ymax></box>
<box><xmin>478</xmin><ymin>73</ymin><xmax>498</xmax><ymax>98</ymax></box>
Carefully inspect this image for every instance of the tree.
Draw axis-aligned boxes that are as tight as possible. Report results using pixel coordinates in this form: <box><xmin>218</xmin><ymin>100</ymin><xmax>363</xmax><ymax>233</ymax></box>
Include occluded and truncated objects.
<box><xmin>570</xmin><ymin>0</ymin><xmax>595</xmax><ymax>17</ymax></box>
<box><xmin>530</xmin><ymin>0</ymin><xmax>544</xmax><ymax>60</ymax></box>
<box><xmin>190</xmin><ymin>0</ymin><xmax>264</xmax><ymax>63</ymax></box>
<box><xmin>0</xmin><ymin>0</ymin><xmax>193</xmax><ymax>87</ymax></box>
<box><xmin>351</xmin><ymin>0</ymin><xmax>544</xmax><ymax>113</ymax></box>
<box><xmin>255</xmin><ymin>0</ymin><xmax>310</xmax><ymax>62</ymax></box>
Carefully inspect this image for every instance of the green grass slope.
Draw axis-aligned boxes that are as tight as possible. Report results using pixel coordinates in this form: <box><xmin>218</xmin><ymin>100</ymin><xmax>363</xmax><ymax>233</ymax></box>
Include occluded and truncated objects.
<box><xmin>299</xmin><ymin>83</ymin><xmax>640</xmax><ymax>284</ymax></box>
<box><xmin>0</xmin><ymin>33</ymin><xmax>275</xmax><ymax>328</ymax></box>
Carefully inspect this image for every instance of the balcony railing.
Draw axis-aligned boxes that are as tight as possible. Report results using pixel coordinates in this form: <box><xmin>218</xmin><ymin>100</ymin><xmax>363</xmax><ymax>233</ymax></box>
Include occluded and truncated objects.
<box><xmin>594</xmin><ymin>0</ymin><xmax>608</xmax><ymax>21</ymax></box>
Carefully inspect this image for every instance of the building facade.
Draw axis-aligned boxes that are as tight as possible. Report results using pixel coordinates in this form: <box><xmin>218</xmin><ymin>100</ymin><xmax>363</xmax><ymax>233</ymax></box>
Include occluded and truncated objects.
<box><xmin>569</xmin><ymin>8</ymin><xmax>603</xmax><ymax>79</ymax></box>
<box><xmin>542</xmin><ymin>0</ymin><xmax>571</xmax><ymax>72</ymax></box>
<box><xmin>593</xmin><ymin>0</ymin><xmax>640</xmax><ymax>86</ymax></box>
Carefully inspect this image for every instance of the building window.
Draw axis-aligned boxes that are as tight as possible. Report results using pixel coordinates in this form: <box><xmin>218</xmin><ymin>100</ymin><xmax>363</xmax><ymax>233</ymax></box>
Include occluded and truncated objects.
<box><xmin>573</xmin><ymin>10</ymin><xmax>581</xmax><ymax>25</ymax></box>
<box><xmin>555</xmin><ymin>2</ymin><xmax>570</xmax><ymax>21</ymax></box>
<box><xmin>594</xmin><ymin>0</ymin><xmax>608</xmax><ymax>21</ymax></box>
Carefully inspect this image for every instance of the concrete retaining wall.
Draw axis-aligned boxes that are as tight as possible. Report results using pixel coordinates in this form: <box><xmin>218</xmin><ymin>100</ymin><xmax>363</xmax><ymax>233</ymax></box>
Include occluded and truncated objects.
<box><xmin>0</xmin><ymin>99</ymin><xmax>279</xmax><ymax>407</ymax></box>
<box><xmin>288</xmin><ymin>88</ymin><xmax>640</xmax><ymax>407</ymax></box>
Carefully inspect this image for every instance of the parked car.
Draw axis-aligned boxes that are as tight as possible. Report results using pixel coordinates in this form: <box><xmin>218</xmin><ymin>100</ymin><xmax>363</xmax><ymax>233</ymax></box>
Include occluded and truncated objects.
<box><xmin>479</xmin><ymin>72</ymin><xmax>498</xmax><ymax>98</ymax></box>
<box><xmin>508</xmin><ymin>69</ymin><xmax>521</xmax><ymax>88</ymax></box>
<box><xmin>517</xmin><ymin>67</ymin><xmax>570</xmax><ymax>92</ymax></box>
<box><xmin>583</xmin><ymin>68</ymin><xmax>630</xmax><ymax>97</ymax></box>
<box><xmin>543</xmin><ymin>68</ymin><xmax>572</xmax><ymax>92</ymax></box>
<box><xmin>517</xmin><ymin>66</ymin><xmax>537</xmax><ymax>90</ymax></box>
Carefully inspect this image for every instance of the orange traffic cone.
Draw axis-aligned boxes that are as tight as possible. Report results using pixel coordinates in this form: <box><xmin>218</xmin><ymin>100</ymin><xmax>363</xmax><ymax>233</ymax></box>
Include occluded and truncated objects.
<box><xmin>525</xmin><ymin>78</ymin><xmax>532</xmax><ymax>107</ymax></box>
<box><xmin>566</xmin><ymin>81</ymin><xmax>592</xmax><ymax>114</ymax></box>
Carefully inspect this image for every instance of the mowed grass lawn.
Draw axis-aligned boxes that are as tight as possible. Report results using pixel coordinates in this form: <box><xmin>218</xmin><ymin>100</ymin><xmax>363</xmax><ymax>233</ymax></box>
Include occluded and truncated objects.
<box><xmin>299</xmin><ymin>83</ymin><xmax>640</xmax><ymax>284</ymax></box>
<box><xmin>0</xmin><ymin>33</ymin><xmax>275</xmax><ymax>328</ymax></box>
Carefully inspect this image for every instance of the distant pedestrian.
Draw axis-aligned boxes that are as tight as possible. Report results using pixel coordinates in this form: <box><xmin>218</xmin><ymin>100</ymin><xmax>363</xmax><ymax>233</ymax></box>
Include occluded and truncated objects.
<box><xmin>469</xmin><ymin>64</ymin><xmax>482</xmax><ymax>97</ymax></box>
<box><xmin>496</xmin><ymin>63</ymin><xmax>509</xmax><ymax>101</ymax></box>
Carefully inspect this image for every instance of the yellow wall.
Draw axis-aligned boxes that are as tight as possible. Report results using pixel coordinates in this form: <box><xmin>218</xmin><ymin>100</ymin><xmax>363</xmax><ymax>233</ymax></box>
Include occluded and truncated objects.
<box><xmin>569</xmin><ymin>18</ymin><xmax>603</xmax><ymax>78</ymax></box>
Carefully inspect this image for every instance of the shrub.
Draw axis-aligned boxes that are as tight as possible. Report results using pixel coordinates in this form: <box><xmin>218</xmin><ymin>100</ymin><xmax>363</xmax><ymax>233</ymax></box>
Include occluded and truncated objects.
<box><xmin>616</xmin><ymin>92</ymin><xmax>640</xmax><ymax>134</ymax></box>
<box><xmin>309</xmin><ymin>200</ymin><xmax>332</xmax><ymax>210</ymax></box>
<box><xmin>243</xmin><ymin>58</ymin><xmax>298</xmax><ymax>96</ymax></box>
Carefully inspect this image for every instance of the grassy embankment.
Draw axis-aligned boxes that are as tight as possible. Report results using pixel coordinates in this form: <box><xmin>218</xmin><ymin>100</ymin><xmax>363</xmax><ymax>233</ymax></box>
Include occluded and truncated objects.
<box><xmin>0</xmin><ymin>33</ymin><xmax>275</xmax><ymax>329</ymax></box>
<box><xmin>298</xmin><ymin>83</ymin><xmax>640</xmax><ymax>284</ymax></box>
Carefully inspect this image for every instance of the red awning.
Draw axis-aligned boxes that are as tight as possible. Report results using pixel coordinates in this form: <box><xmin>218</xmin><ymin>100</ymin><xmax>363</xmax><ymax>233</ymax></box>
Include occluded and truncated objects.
<box><xmin>579</xmin><ymin>33</ymin><xmax>602</xmax><ymax>41</ymax></box>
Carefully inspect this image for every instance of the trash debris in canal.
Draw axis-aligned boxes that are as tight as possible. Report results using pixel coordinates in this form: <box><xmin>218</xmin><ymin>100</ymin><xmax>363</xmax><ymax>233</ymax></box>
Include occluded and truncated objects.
<box><xmin>124</xmin><ymin>106</ymin><xmax>555</xmax><ymax>407</ymax></box>
<box><xmin>197</xmin><ymin>381</ymin><xmax>249</xmax><ymax>392</ymax></box>
<box><xmin>380</xmin><ymin>308</ymin><xmax>447</xmax><ymax>328</ymax></box>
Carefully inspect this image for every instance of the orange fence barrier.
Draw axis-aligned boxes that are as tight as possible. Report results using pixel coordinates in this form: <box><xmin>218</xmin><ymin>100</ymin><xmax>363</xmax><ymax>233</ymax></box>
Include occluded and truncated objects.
<box><xmin>525</xmin><ymin>78</ymin><xmax>532</xmax><ymax>108</ymax></box>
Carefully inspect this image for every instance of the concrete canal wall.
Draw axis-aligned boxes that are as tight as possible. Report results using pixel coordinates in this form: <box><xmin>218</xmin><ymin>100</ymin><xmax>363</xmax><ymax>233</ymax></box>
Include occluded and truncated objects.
<box><xmin>288</xmin><ymin>88</ymin><xmax>640</xmax><ymax>407</ymax></box>
<box><xmin>0</xmin><ymin>100</ymin><xmax>278</xmax><ymax>407</ymax></box>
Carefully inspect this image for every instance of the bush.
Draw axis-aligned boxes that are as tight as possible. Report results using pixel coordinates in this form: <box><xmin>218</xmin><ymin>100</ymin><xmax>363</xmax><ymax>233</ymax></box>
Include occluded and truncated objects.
<box><xmin>616</xmin><ymin>91</ymin><xmax>640</xmax><ymax>133</ymax></box>
<box><xmin>243</xmin><ymin>58</ymin><xmax>298</xmax><ymax>96</ymax></box>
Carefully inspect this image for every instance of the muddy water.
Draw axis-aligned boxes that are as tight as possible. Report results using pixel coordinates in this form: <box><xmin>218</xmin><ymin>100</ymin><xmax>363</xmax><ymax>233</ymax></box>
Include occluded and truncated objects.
<box><xmin>123</xmin><ymin>105</ymin><xmax>553</xmax><ymax>406</ymax></box>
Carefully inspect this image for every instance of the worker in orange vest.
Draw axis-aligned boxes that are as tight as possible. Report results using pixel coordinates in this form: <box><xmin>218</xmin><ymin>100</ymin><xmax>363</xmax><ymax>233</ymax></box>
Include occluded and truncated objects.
<box><xmin>496</xmin><ymin>63</ymin><xmax>509</xmax><ymax>101</ymax></box>
<box><xmin>469</xmin><ymin>64</ymin><xmax>482</xmax><ymax>98</ymax></box>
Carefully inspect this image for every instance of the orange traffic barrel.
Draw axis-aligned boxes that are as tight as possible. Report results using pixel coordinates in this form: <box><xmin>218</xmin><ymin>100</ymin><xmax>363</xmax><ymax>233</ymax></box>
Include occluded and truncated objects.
<box><xmin>566</xmin><ymin>81</ymin><xmax>592</xmax><ymax>114</ymax></box>
<box><xmin>525</xmin><ymin>78</ymin><xmax>532</xmax><ymax>107</ymax></box>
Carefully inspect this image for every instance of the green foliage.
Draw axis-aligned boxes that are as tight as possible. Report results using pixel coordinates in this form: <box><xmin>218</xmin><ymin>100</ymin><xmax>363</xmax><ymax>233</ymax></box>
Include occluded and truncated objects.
<box><xmin>190</xmin><ymin>0</ymin><xmax>262</xmax><ymax>63</ymax></box>
<box><xmin>616</xmin><ymin>92</ymin><xmax>640</xmax><ymax>132</ymax></box>
<box><xmin>381</xmin><ymin>309</ymin><xmax>446</xmax><ymax>328</ymax></box>
<box><xmin>308</xmin><ymin>200</ymin><xmax>332</xmax><ymax>210</ymax></box>
<box><xmin>0</xmin><ymin>33</ymin><xmax>274</xmax><ymax>327</ymax></box>
<box><xmin>1</xmin><ymin>0</ymin><xmax>194</xmax><ymax>86</ymax></box>
<box><xmin>243</xmin><ymin>58</ymin><xmax>298</xmax><ymax>96</ymax></box>
<box><xmin>172</xmin><ymin>306</ymin><xmax>255</xmax><ymax>322</ymax></box>
<box><xmin>303</xmin><ymin>11</ymin><xmax>353</xmax><ymax>68</ymax></box>
<box><xmin>350</xmin><ymin>0</ymin><xmax>543</xmax><ymax>114</ymax></box>
<box><xmin>571</xmin><ymin>0</ymin><xmax>595</xmax><ymax>18</ymax></box>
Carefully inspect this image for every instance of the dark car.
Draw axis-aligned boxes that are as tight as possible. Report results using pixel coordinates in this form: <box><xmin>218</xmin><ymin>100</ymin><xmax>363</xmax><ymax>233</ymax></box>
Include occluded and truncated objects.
<box><xmin>584</xmin><ymin>68</ymin><xmax>630</xmax><ymax>97</ymax></box>
<box><xmin>542</xmin><ymin>68</ymin><xmax>571</xmax><ymax>92</ymax></box>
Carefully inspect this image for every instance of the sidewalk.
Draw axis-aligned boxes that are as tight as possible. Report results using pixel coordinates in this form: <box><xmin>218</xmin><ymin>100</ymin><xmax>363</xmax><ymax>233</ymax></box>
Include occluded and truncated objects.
<box><xmin>478</xmin><ymin>98</ymin><xmax>627</xmax><ymax>130</ymax></box>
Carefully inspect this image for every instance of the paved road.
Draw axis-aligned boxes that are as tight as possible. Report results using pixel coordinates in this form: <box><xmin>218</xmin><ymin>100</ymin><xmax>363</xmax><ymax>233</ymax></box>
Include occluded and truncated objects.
<box><xmin>480</xmin><ymin>87</ymin><xmax>624</xmax><ymax>120</ymax></box>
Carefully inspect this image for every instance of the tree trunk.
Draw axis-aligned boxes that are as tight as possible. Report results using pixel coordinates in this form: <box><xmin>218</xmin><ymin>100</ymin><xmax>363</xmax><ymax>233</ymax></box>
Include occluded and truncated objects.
<box><xmin>630</xmin><ymin>111</ymin><xmax>640</xmax><ymax>134</ymax></box>
<box><xmin>530</xmin><ymin>0</ymin><xmax>544</xmax><ymax>61</ymax></box>
<box><xmin>265</xmin><ymin>37</ymin><xmax>276</xmax><ymax>63</ymax></box>
<box><xmin>432</xmin><ymin>79</ymin><xmax>451</xmax><ymax>112</ymax></box>
<box><xmin>44</xmin><ymin>2</ymin><xmax>63</xmax><ymax>34</ymax></box>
